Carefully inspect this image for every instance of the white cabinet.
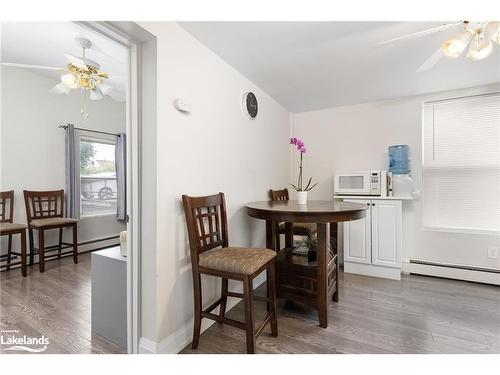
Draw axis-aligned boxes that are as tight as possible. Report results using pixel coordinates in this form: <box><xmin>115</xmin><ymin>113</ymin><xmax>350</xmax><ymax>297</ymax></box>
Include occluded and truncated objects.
<box><xmin>371</xmin><ymin>200</ymin><xmax>402</xmax><ymax>268</ymax></box>
<box><xmin>343</xmin><ymin>199</ymin><xmax>371</xmax><ymax>264</ymax></box>
<box><xmin>343</xmin><ymin>198</ymin><xmax>403</xmax><ymax>280</ymax></box>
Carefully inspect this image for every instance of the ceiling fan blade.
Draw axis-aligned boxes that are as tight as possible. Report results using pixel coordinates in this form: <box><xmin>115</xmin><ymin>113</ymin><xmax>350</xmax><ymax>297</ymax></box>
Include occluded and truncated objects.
<box><xmin>49</xmin><ymin>83</ymin><xmax>71</xmax><ymax>95</ymax></box>
<box><xmin>1</xmin><ymin>62</ymin><xmax>65</xmax><ymax>71</ymax></box>
<box><xmin>416</xmin><ymin>47</ymin><xmax>445</xmax><ymax>72</ymax></box>
<box><xmin>64</xmin><ymin>54</ymin><xmax>88</xmax><ymax>71</ymax></box>
<box><xmin>377</xmin><ymin>22</ymin><xmax>464</xmax><ymax>47</ymax></box>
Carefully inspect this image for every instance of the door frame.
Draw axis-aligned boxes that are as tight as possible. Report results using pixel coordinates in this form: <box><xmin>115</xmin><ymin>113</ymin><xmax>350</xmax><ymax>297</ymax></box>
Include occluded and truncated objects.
<box><xmin>76</xmin><ymin>21</ymin><xmax>152</xmax><ymax>354</ymax></box>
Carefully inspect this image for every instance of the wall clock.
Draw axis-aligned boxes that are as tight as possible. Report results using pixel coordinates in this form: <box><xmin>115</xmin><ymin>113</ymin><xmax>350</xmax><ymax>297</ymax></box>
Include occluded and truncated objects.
<box><xmin>243</xmin><ymin>92</ymin><xmax>258</xmax><ymax>119</ymax></box>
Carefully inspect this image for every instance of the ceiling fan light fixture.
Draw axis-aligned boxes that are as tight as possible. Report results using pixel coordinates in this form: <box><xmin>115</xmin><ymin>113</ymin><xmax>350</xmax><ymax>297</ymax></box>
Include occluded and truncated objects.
<box><xmin>98</xmin><ymin>83</ymin><xmax>113</xmax><ymax>95</ymax></box>
<box><xmin>468</xmin><ymin>37</ymin><xmax>493</xmax><ymax>61</ymax></box>
<box><xmin>50</xmin><ymin>82</ymin><xmax>71</xmax><ymax>95</ymax></box>
<box><xmin>442</xmin><ymin>31</ymin><xmax>472</xmax><ymax>58</ymax></box>
<box><xmin>486</xmin><ymin>21</ymin><xmax>500</xmax><ymax>43</ymax></box>
<box><xmin>89</xmin><ymin>87</ymin><xmax>103</xmax><ymax>101</ymax></box>
<box><xmin>61</xmin><ymin>73</ymin><xmax>78</xmax><ymax>88</ymax></box>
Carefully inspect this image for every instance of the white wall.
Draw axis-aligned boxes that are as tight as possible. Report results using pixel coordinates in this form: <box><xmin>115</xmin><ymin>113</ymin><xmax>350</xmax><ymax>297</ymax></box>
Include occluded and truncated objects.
<box><xmin>136</xmin><ymin>22</ymin><xmax>290</xmax><ymax>350</ymax></box>
<box><xmin>292</xmin><ymin>84</ymin><xmax>500</xmax><ymax>271</ymax></box>
<box><xmin>0</xmin><ymin>66</ymin><xmax>126</xmax><ymax>252</ymax></box>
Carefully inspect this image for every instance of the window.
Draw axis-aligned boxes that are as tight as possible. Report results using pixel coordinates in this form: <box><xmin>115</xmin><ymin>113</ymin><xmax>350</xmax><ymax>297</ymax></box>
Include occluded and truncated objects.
<box><xmin>423</xmin><ymin>93</ymin><xmax>500</xmax><ymax>234</ymax></box>
<box><xmin>80</xmin><ymin>138</ymin><xmax>117</xmax><ymax>217</ymax></box>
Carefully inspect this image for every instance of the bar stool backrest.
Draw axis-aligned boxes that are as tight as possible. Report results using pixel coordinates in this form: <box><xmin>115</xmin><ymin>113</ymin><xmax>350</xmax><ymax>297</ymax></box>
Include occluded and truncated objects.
<box><xmin>23</xmin><ymin>190</ymin><xmax>65</xmax><ymax>223</ymax></box>
<box><xmin>0</xmin><ymin>190</ymin><xmax>14</xmax><ymax>223</ymax></box>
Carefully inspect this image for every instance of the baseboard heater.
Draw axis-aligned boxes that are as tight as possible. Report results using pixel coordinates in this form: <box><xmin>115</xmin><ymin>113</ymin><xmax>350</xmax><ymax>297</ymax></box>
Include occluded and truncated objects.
<box><xmin>409</xmin><ymin>259</ymin><xmax>500</xmax><ymax>274</ymax></box>
<box><xmin>0</xmin><ymin>235</ymin><xmax>120</xmax><ymax>271</ymax></box>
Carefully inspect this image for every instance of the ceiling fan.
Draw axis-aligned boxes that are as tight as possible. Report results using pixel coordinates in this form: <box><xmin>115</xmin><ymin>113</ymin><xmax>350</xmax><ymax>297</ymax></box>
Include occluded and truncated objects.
<box><xmin>378</xmin><ymin>21</ymin><xmax>500</xmax><ymax>72</ymax></box>
<box><xmin>1</xmin><ymin>37</ymin><xmax>123</xmax><ymax>120</ymax></box>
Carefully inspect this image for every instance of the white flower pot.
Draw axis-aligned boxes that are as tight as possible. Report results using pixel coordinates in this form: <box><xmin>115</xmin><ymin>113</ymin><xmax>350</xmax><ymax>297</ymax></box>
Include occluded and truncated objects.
<box><xmin>297</xmin><ymin>191</ymin><xmax>308</xmax><ymax>205</ymax></box>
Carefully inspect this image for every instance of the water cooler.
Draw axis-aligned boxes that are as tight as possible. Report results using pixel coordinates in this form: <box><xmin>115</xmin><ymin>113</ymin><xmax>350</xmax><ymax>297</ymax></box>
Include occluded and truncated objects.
<box><xmin>388</xmin><ymin>145</ymin><xmax>415</xmax><ymax>198</ymax></box>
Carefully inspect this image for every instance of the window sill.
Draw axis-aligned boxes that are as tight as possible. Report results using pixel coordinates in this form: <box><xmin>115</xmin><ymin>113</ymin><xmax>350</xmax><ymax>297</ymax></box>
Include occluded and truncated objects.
<box><xmin>423</xmin><ymin>225</ymin><xmax>500</xmax><ymax>236</ymax></box>
<box><xmin>81</xmin><ymin>212</ymin><xmax>117</xmax><ymax>219</ymax></box>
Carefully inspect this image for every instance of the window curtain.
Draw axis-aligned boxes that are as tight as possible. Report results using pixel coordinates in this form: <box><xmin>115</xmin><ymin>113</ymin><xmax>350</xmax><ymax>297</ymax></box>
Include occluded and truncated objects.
<box><xmin>115</xmin><ymin>133</ymin><xmax>127</xmax><ymax>221</ymax></box>
<box><xmin>65</xmin><ymin>124</ymin><xmax>80</xmax><ymax>219</ymax></box>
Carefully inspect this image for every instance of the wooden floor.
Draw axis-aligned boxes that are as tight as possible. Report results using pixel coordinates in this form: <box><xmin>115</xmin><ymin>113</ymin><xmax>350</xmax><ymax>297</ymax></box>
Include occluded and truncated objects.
<box><xmin>2</xmin><ymin>253</ymin><xmax>499</xmax><ymax>354</ymax></box>
<box><xmin>181</xmin><ymin>271</ymin><xmax>500</xmax><ymax>354</ymax></box>
<box><xmin>0</xmin><ymin>253</ymin><xmax>125</xmax><ymax>354</ymax></box>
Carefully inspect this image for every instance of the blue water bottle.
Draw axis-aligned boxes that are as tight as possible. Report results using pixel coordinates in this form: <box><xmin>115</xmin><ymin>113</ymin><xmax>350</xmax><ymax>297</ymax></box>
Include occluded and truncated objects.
<box><xmin>388</xmin><ymin>145</ymin><xmax>410</xmax><ymax>174</ymax></box>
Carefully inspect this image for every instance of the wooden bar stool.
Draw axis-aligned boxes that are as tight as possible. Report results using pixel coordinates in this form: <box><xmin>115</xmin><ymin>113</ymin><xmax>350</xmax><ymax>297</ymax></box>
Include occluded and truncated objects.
<box><xmin>269</xmin><ymin>188</ymin><xmax>317</xmax><ymax>251</ymax></box>
<box><xmin>0</xmin><ymin>191</ymin><xmax>27</xmax><ymax>277</ymax></box>
<box><xmin>182</xmin><ymin>192</ymin><xmax>278</xmax><ymax>354</ymax></box>
<box><xmin>23</xmin><ymin>190</ymin><xmax>78</xmax><ymax>273</ymax></box>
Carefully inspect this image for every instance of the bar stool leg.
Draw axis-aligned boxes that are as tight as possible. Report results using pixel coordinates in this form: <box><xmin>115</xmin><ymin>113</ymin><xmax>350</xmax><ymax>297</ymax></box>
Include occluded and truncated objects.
<box><xmin>72</xmin><ymin>224</ymin><xmax>78</xmax><ymax>264</ymax></box>
<box><xmin>58</xmin><ymin>227</ymin><xmax>63</xmax><ymax>259</ymax></box>
<box><xmin>191</xmin><ymin>273</ymin><xmax>202</xmax><ymax>349</ymax></box>
<box><xmin>28</xmin><ymin>228</ymin><xmax>34</xmax><ymax>266</ymax></box>
<box><xmin>219</xmin><ymin>278</ymin><xmax>228</xmax><ymax>320</ymax></box>
<box><xmin>6</xmin><ymin>234</ymin><xmax>12</xmax><ymax>271</ymax></box>
<box><xmin>20</xmin><ymin>230</ymin><xmax>27</xmax><ymax>277</ymax></box>
<box><xmin>243</xmin><ymin>276</ymin><xmax>256</xmax><ymax>354</ymax></box>
<box><xmin>268</xmin><ymin>262</ymin><xmax>278</xmax><ymax>337</ymax></box>
<box><xmin>38</xmin><ymin>229</ymin><xmax>45</xmax><ymax>273</ymax></box>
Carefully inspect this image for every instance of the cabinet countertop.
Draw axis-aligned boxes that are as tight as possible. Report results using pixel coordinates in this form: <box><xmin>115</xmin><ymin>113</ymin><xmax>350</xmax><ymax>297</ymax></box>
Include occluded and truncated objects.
<box><xmin>333</xmin><ymin>195</ymin><xmax>413</xmax><ymax>201</ymax></box>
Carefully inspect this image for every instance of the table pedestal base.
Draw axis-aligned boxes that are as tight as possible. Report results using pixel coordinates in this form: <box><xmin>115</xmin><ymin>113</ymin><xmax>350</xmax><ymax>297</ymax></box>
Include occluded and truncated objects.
<box><xmin>267</xmin><ymin>221</ymin><xmax>338</xmax><ymax>328</ymax></box>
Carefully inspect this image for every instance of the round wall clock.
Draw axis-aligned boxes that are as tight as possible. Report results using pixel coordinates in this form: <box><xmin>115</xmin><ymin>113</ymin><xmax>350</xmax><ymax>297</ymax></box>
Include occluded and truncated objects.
<box><xmin>243</xmin><ymin>92</ymin><xmax>258</xmax><ymax>119</ymax></box>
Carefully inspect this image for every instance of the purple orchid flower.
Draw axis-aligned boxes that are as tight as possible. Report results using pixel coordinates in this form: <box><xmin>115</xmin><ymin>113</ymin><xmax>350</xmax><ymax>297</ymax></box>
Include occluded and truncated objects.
<box><xmin>289</xmin><ymin>136</ymin><xmax>317</xmax><ymax>192</ymax></box>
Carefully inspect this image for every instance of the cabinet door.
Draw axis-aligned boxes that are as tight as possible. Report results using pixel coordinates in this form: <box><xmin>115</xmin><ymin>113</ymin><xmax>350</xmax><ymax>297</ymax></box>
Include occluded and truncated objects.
<box><xmin>343</xmin><ymin>199</ymin><xmax>371</xmax><ymax>264</ymax></box>
<box><xmin>370</xmin><ymin>200</ymin><xmax>402</xmax><ymax>268</ymax></box>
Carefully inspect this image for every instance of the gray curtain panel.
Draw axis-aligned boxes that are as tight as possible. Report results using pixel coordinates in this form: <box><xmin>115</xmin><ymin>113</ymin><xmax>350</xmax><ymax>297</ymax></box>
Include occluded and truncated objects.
<box><xmin>115</xmin><ymin>133</ymin><xmax>127</xmax><ymax>221</ymax></box>
<box><xmin>65</xmin><ymin>124</ymin><xmax>80</xmax><ymax>219</ymax></box>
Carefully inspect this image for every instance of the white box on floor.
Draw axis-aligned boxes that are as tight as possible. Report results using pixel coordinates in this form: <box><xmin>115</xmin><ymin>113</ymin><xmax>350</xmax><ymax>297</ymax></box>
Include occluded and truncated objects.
<box><xmin>91</xmin><ymin>247</ymin><xmax>127</xmax><ymax>349</ymax></box>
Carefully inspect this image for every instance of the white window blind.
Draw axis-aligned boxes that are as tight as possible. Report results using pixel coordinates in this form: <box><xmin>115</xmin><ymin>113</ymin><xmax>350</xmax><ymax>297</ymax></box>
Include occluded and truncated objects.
<box><xmin>423</xmin><ymin>93</ymin><xmax>500</xmax><ymax>234</ymax></box>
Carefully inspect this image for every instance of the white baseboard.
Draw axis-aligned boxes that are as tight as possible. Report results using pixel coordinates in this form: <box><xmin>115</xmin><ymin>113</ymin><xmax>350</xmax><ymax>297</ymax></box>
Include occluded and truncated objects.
<box><xmin>139</xmin><ymin>272</ymin><xmax>267</xmax><ymax>354</ymax></box>
<box><xmin>344</xmin><ymin>262</ymin><xmax>401</xmax><ymax>280</ymax></box>
<box><xmin>403</xmin><ymin>259</ymin><xmax>500</xmax><ymax>285</ymax></box>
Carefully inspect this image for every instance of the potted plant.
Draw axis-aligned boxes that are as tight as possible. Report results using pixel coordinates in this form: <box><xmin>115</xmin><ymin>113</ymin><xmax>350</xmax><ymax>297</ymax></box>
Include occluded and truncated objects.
<box><xmin>290</xmin><ymin>137</ymin><xmax>317</xmax><ymax>204</ymax></box>
<box><xmin>301</xmin><ymin>233</ymin><xmax>336</xmax><ymax>263</ymax></box>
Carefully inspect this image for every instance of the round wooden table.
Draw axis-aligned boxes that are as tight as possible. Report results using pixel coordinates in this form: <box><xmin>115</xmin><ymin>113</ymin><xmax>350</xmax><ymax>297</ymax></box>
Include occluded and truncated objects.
<box><xmin>246</xmin><ymin>200</ymin><xmax>367</xmax><ymax>327</ymax></box>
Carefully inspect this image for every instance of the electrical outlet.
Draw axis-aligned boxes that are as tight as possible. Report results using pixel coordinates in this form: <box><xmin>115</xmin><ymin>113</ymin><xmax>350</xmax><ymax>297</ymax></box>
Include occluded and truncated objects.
<box><xmin>487</xmin><ymin>246</ymin><xmax>499</xmax><ymax>259</ymax></box>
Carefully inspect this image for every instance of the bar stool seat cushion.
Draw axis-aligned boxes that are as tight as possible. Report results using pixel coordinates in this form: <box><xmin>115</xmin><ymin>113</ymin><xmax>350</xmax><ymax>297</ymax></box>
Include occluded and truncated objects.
<box><xmin>30</xmin><ymin>217</ymin><xmax>78</xmax><ymax>228</ymax></box>
<box><xmin>0</xmin><ymin>222</ymin><xmax>27</xmax><ymax>234</ymax></box>
<box><xmin>278</xmin><ymin>222</ymin><xmax>316</xmax><ymax>235</ymax></box>
<box><xmin>199</xmin><ymin>247</ymin><xmax>276</xmax><ymax>275</ymax></box>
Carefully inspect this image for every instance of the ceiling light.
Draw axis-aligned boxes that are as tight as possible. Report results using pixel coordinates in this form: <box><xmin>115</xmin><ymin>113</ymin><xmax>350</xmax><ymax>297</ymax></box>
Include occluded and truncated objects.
<box><xmin>486</xmin><ymin>21</ymin><xmax>500</xmax><ymax>43</ymax></box>
<box><xmin>50</xmin><ymin>82</ymin><xmax>71</xmax><ymax>95</ymax></box>
<box><xmin>442</xmin><ymin>31</ymin><xmax>473</xmax><ymax>58</ymax></box>
<box><xmin>61</xmin><ymin>73</ymin><xmax>78</xmax><ymax>88</ymax></box>
<box><xmin>89</xmin><ymin>87</ymin><xmax>103</xmax><ymax>101</ymax></box>
<box><xmin>98</xmin><ymin>83</ymin><xmax>113</xmax><ymax>95</ymax></box>
<box><xmin>468</xmin><ymin>37</ymin><xmax>493</xmax><ymax>61</ymax></box>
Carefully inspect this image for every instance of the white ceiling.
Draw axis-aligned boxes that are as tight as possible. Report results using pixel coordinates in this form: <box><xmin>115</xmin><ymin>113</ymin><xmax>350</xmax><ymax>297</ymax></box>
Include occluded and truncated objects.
<box><xmin>179</xmin><ymin>22</ymin><xmax>500</xmax><ymax>112</ymax></box>
<box><xmin>1</xmin><ymin>22</ymin><xmax>127</xmax><ymax>100</ymax></box>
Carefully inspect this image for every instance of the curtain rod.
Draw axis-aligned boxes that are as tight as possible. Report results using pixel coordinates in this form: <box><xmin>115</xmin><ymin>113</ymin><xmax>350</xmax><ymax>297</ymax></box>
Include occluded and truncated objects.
<box><xmin>59</xmin><ymin>124</ymin><xmax>120</xmax><ymax>137</ymax></box>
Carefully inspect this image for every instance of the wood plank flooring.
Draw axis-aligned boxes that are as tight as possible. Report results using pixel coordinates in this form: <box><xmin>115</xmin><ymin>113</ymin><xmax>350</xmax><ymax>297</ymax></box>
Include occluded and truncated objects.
<box><xmin>181</xmin><ymin>271</ymin><xmax>500</xmax><ymax>354</ymax></box>
<box><xmin>0</xmin><ymin>253</ymin><xmax>125</xmax><ymax>354</ymax></box>
<box><xmin>2</xmin><ymin>253</ymin><xmax>499</xmax><ymax>354</ymax></box>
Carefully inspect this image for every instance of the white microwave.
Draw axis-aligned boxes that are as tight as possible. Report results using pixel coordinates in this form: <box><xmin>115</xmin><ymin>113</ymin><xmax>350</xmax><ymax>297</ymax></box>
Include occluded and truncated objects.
<box><xmin>334</xmin><ymin>170</ymin><xmax>388</xmax><ymax>196</ymax></box>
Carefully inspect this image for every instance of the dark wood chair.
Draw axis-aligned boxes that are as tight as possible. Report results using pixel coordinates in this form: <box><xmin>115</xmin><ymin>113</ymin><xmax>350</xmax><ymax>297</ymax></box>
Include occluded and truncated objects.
<box><xmin>0</xmin><ymin>191</ymin><xmax>27</xmax><ymax>276</ymax></box>
<box><xmin>182</xmin><ymin>192</ymin><xmax>278</xmax><ymax>354</ymax></box>
<box><xmin>269</xmin><ymin>188</ymin><xmax>317</xmax><ymax>251</ymax></box>
<box><xmin>23</xmin><ymin>190</ymin><xmax>78</xmax><ymax>273</ymax></box>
